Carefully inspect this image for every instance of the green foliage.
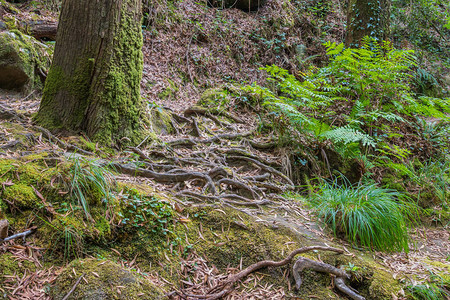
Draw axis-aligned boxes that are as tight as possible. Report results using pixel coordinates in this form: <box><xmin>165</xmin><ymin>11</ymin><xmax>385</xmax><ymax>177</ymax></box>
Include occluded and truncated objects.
<box><xmin>242</xmin><ymin>39</ymin><xmax>449</xmax><ymax>188</ymax></box>
<box><xmin>392</xmin><ymin>0</ymin><xmax>450</xmax><ymax>64</ymax></box>
<box><xmin>383</xmin><ymin>158</ymin><xmax>450</xmax><ymax>207</ymax></box>
<box><xmin>67</xmin><ymin>156</ymin><xmax>116</xmax><ymax>220</ymax></box>
<box><xmin>119</xmin><ymin>189</ymin><xmax>174</xmax><ymax>237</ymax></box>
<box><xmin>320</xmin><ymin>125</ymin><xmax>376</xmax><ymax>148</ymax></box>
<box><xmin>406</xmin><ymin>273</ymin><xmax>450</xmax><ymax>300</ymax></box>
<box><xmin>308</xmin><ymin>181</ymin><xmax>415</xmax><ymax>252</ymax></box>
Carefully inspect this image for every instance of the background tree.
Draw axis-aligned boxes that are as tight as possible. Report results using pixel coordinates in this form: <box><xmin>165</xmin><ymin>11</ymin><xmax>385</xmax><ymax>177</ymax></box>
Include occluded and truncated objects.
<box><xmin>345</xmin><ymin>0</ymin><xmax>391</xmax><ymax>47</ymax></box>
<box><xmin>35</xmin><ymin>0</ymin><xmax>146</xmax><ymax>145</ymax></box>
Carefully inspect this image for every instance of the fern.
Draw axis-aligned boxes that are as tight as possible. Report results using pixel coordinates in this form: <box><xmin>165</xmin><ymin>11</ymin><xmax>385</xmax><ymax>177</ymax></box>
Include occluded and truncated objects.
<box><xmin>320</xmin><ymin>126</ymin><xmax>376</xmax><ymax>148</ymax></box>
<box><xmin>242</xmin><ymin>38</ymin><xmax>449</xmax><ymax>181</ymax></box>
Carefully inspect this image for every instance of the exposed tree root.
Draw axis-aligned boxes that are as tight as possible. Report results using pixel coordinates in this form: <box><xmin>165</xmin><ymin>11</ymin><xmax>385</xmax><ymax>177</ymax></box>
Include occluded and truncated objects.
<box><xmin>111</xmin><ymin>162</ymin><xmax>218</xmax><ymax>194</ymax></box>
<box><xmin>227</xmin><ymin>155</ymin><xmax>294</xmax><ymax>186</ymax></box>
<box><xmin>182</xmin><ymin>246</ymin><xmax>344</xmax><ymax>300</ymax></box>
<box><xmin>184</xmin><ymin>106</ymin><xmax>244</xmax><ymax>124</ymax></box>
<box><xmin>35</xmin><ymin>126</ymin><xmax>95</xmax><ymax>156</ymax></box>
<box><xmin>0</xmin><ymin>103</ymin><xmax>27</xmax><ymax>122</ymax></box>
<box><xmin>167</xmin><ymin>132</ymin><xmax>252</xmax><ymax>147</ymax></box>
<box><xmin>293</xmin><ymin>257</ymin><xmax>365</xmax><ymax>300</ymax></box>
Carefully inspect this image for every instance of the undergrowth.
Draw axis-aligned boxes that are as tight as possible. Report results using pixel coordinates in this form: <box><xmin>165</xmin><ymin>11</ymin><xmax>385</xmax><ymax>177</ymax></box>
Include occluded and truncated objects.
<box><xmin>406</xmin><ymin>272</ymin><xmax>450</xmax><ymax>300</ymax></box>
<box><xmin>307</xmin><ymin>180</ymin><xmax>416</xmax><ymax>252</ymax></box>
<box><xmin>242</xmin><ymin>37</ymin><xmax>450</xmax><ymax>209</ymax></box>
<box><xmin>66</xmin><ymin>156</ymin><xmax>116</xmax><ymax>220</ymax></box>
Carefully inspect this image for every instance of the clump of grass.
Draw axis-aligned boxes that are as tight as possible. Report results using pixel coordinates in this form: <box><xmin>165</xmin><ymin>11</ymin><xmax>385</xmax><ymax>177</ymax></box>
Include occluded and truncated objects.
<box><xmin>308</xmin><ymin>181</ymin><xmax>415</xmax><ymax>252</ymax></box>
<box><xmin>67</xmin><ymin>156</ymin><xmax>116</xmax><ymax>220</ymax></box>
<box><xmin>407</xmin><ymin>283</ymin><xmax>450</xmax><ymax>300</ymax></box>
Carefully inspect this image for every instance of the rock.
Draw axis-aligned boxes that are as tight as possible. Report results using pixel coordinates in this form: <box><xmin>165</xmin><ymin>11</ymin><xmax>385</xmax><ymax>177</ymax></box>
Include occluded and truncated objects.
<box><xmin>208</xmin><ymin>0</ymin><xmax>266</xmax><ymax>11</ymax></box>
<box><xmin>0</xmin><ymin>30</ymin><xmax>52</xmax><ymax>93</ymax></box>
<box><xmin>51</xmin><ymin>259</ymin><xmax>164</xmax><ymax>299</ymax></box>
<box><xmin>150</xmin><ymin>107</ymin><xmax>174</xmax><ymax>135</ymax></box>
<box><xmin>0</xmin><ymin>219</ymin><xmax>8</xmax><ymax>239</ymax></box>
<box><xmin>0</xmin><ymin>21</ymin><xmax>6</xmax><ymax>30</ymax></box>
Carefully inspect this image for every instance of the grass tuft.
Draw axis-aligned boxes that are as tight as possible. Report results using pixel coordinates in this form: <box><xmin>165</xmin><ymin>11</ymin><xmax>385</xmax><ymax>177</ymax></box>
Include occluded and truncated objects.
<box><xmin>67</xmin><ymin>156</ymin><xmax>116</xmax><ymax>220</ymax></box>
<box><xmin>308</xmin><ymin>181</ymin><xmax>416</xmax><ymax>252</ymax></box>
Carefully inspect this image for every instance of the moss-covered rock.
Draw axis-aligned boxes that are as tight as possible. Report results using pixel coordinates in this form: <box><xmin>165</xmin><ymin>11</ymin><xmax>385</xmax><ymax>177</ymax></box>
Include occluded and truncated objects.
<box><xmin>3</xmin><ymin>183</ymin><xmax>39</xmax><ymax>209</ymax></box>
<box><xmin>149</xmin><ymin>107</ymin><xmax>173</xmax><ymax>135</ymax></box>
<box><xmin>0</xmin><ymin>30</ymin><xmax>52</xmax><ymax>92</ymax></box>
<box><xmin>177</xmin><ymin>206</ymin><xmax>402</xmax><ymax>299</ymax></box>
<box><xmin>50</xmin><ymin>259</ymin><xmax>165</xmax><ymax>299</ymax></box>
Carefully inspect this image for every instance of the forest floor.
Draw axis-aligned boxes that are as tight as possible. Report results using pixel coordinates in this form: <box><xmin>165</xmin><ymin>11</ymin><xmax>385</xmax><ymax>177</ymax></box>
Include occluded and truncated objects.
<box><xmin>0</xmin><ymin>86</ymin><xmax>449</xmax><ymax>299</ymax></box>
<box><xmin>1</xmin><ymin>0</ymin><xmax>450</xmax><ymax>299</ymax></box>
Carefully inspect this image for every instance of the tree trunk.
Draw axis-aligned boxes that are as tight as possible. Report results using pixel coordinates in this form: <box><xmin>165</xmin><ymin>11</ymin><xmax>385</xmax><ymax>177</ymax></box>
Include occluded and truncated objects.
<box><xmin>35</xmin><ymin>0</ymin><xmax>146</xmax><ymax>146</ymax></box>
<box><xmin>345</xmin><ymin>0</ymin><xmax>391</xmax><ymax>47</ymax></box>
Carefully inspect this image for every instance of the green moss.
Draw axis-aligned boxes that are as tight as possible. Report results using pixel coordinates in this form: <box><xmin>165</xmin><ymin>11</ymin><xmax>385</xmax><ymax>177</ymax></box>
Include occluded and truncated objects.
<box><xmin>79</xmin><ymin>136</ymin><xmax>96</xmax><ymax>152</ymax></box>
<box><xmin>199</xmin><ymin>88</ymin><xmax>230</xmax><ymax>107</ymax></box>
<box><xmin>0</xmin><ymin>30</ymin><xmax>52</xmax><ymax>92</ymax></box>
<box><xmin>50</xmin><ymin>259</ymin><xmax>164</xmax><ymax>299</ymax></box>
<box><xmin>3</xmin><ymin>15</ymin><xmax>19</xmax><ymax>30</ymax></box>
<box><xmin>149</xmin><ymin>107</ymin><xmax>174</xmax><ymax>134</ymax></box>
<box><xmin>94</xmin><ymin>215</ymin><xmax>111</xmax><ymax>238</ymax></box>
<box><xmin>0</xmin><ymin>253</ymin><xmax>36</xmax><ymax>284</ymax></box>
<box><xmin>0</xmin><ymin>200</ymin><xmax>5</xmax><ymax>218</ymax></box>
<box><xmin>3</xmin><ymin>183</ymin><xmax>39</xmax><ymax>209</ymax></box>
<box><xmin>157</xmin><ymin>78</ymin><xmax>179</xmax><ymax>100</ymax></box>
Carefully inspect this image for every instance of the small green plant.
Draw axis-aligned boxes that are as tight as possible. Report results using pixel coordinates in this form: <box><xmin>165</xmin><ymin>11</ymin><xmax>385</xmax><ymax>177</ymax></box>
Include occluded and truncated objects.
<box><xmin>67</xmin><ymin>156</ymin><xmax>116</xmax><ymax>219</ymax></box>
<box><xmin>308</xmin><ymin>180</ymin><xmax>416</xmax><ymax>252</ymax></box>
<box><xmin>119</xmin><ymin>191</ymin><xmax>174</xmax><ymax>236</ymax></box>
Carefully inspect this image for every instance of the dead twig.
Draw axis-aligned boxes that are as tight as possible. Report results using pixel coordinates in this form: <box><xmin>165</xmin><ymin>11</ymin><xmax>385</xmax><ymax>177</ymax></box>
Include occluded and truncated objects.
<box><xmin>61</xmin><ymin>273</ymin><xmax>85</xmax><ymax>300</ymax></box>
<box><xmin>0</xmin><ymin>226</ymin><xmax>37</xmax><ymax>244</ymax></box>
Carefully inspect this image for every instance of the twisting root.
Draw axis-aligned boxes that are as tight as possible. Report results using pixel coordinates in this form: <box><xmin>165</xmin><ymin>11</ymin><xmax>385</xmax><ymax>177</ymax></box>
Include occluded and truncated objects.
<box><xmin>199</xmin><ymin>246</ymin><xmax>344</xmax><ymax>300</ymax></box>
<box><xmin>293</xmin><ymin>257</ymin><xmax>365</xmax><ymax>300</ymax></box>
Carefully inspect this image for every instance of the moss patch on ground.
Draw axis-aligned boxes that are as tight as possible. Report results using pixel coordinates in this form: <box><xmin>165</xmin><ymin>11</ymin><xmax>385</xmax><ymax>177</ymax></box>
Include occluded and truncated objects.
<box><xmin>50</xmin><ymin>259</ymin><xmax>164</xmax><ymax>300</ymax></box>
<box><xmin>0</xmin><ymin>253</ymin><xmax>36</xmax><ymax>285</ymax></box>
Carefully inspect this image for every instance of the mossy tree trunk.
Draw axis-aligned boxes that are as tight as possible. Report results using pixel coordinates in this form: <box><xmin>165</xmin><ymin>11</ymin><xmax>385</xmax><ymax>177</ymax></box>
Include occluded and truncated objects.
<box><xmin>345</xmin><ymin>0</ymin><xmax>391</xmax><ymax>47</ymax></box>
<box><xmin>35</xmin><ymin>0</ymin><xmax>146</xmax><ymax>146</ymax></box>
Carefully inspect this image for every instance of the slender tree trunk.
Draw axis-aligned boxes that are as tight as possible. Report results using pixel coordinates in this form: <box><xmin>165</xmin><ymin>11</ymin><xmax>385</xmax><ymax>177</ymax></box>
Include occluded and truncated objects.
<box><xmin>35</xmin><ymin>0</ymin><xmax>146</xmax><ymax>146</ymax></box>
<box><xmin>345</xmin><ymin>0</ymin><xmax>391</xmax><ymax>47</ymax></box>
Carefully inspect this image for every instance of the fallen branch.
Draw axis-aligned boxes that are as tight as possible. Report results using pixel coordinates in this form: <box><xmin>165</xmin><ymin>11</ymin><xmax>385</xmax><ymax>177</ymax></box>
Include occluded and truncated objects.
<box><xmin>25</xmin><ymin>21</ymin><xmax>58</xmax><ymax>41</ymax></box>
<box><xmin>0</xmin><ymin>226</ymin><xmax>37</xmax><ymax>244</ymax></box>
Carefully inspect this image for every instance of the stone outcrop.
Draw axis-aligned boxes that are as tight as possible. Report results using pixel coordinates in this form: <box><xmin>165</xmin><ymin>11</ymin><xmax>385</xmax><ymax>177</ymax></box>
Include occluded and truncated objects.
<box><xmin>0</xmin><ymin>30</ymin><xmax>51</xmax><ymax>92</ymax></box>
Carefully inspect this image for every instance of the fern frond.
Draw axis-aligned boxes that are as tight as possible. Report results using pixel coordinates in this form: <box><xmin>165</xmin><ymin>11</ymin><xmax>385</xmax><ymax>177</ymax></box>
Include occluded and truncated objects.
<box><xmin>320</xmin><ymin>126</ymin><xmax>376</xmax><ymax>147</ymax></box>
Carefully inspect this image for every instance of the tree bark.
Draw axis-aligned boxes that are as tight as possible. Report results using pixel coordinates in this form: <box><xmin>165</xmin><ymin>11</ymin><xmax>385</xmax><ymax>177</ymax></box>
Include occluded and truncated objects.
<box><xmin>35</xmin><ymin>0</ymin><xmax>146</xmax><ymax>146</ymax></box>
<box><xmin>345</xmin><ymin>0</ymin><xmax>391</xmax><ymax>47</ymax></box>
